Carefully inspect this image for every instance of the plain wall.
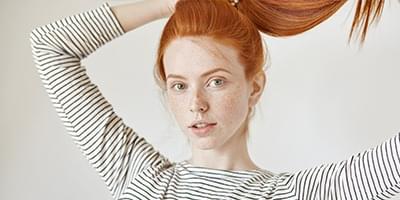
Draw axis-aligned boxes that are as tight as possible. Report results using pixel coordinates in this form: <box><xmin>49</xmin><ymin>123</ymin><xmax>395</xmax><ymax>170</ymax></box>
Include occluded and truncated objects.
<box><xmin>1</xmin><ymin>0</ymin><xmax>399</xmax><ymax>199</ymax></box>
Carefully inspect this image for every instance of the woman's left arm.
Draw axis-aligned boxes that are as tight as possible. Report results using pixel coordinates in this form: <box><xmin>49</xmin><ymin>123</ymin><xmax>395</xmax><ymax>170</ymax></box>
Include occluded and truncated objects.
<box><xmin>274</xmin><ymin>132</ymin><xmax>400</xmax><ymax>199</ymax></box>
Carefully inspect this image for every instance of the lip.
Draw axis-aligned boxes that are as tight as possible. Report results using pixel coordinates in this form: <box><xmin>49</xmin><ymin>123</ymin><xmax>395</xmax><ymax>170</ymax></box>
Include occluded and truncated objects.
<box><xmin>189</xmin><ymin>123</ymin><xmax>217</xmax><ymax>137</ymax></box>
<box><xmin>188</xmin><ymin>120</ymin><xmax>217</xmax><ymax>128</ymax></box>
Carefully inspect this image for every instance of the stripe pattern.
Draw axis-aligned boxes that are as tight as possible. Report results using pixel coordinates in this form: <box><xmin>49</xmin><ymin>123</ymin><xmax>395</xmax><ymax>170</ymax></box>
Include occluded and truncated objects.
<box><xmin>30</xmin><ymin>2</ymin><xmax>400</xmax><ymax>200</ymax></box>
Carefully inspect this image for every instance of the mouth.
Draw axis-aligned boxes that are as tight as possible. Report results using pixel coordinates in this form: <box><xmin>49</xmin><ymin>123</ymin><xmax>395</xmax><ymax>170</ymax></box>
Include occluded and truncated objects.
<box><xmin>188</xmin><ymin>122</ymin><xmax>217</xmax><ymax>137</ymax></box>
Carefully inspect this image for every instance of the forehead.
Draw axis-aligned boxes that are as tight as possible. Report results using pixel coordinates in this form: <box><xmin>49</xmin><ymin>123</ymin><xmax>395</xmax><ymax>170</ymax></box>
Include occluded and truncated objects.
<box><xmin>163</xmin><ymin>36</ymin><xmax>242</xmax><ymax>79</ymax></box>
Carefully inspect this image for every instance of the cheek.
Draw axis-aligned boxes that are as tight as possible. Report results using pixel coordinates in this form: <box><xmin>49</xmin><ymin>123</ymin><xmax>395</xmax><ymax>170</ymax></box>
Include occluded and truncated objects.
<box><xmin>216</xmin><ymin>86</ymin><xmax>249</xmax><ymax>125</ymax></box>
<box><xmin>167</xmin><ymin>95</ymin><xmax>189</xmax><ymax>123</ymax></box>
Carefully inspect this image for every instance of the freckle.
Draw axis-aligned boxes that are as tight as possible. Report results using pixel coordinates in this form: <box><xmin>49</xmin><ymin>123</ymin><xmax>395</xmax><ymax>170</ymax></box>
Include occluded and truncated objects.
<box><xmin>223</xmin><ymin>98</ymin><xmax>235</xmax><ymax>108</ymax></box>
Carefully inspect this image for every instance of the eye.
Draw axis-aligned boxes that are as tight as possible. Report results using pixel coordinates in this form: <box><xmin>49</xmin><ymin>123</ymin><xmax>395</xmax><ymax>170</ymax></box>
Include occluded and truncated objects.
<box><xmin>171</xmin><ymin>82</ymin><xmax>186</xmax><ymax>91</ymax></box>
<box><xmin>208</xmin><ymin>78</ymin><xmax>225</xmax><ymax>88</ymax></box>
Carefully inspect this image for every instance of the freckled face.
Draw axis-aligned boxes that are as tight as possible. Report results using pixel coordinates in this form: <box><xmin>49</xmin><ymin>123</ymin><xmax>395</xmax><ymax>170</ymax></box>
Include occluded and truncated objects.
<box><xmin>163</xmin><ymin>36</ymin><xmax>252</xmax><ymax>150</ymax></box>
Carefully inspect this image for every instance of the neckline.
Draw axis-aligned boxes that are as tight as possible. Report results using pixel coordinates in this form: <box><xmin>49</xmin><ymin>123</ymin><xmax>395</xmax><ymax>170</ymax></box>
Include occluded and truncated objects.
<box><xmin>179</xmin><ymin>160</ymin><xmax>267</xmax><ymax>175</ymax></box>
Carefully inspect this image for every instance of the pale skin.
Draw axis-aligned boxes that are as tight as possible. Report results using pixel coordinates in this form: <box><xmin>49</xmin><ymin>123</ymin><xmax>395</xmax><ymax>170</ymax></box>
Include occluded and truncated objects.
<box><xmin>111</xmin><ymin>0</ymin><xmax>266</xmax><ymax>171</ymax></box>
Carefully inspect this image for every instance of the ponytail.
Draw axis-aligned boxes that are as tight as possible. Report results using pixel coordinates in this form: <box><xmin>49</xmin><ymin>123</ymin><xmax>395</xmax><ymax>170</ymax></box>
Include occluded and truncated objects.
<box><xmin>239</xmin><ymin>0</ymin><xmax>385</xmax><ymax>43</ymax></box>
<box><xmin>155</xmin><ymin>0</ymin><xmax>388</xmax><ymax>139</ymax></box>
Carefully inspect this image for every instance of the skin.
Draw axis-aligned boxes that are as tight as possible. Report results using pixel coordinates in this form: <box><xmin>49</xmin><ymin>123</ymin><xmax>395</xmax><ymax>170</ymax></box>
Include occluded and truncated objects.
<box><xmin>111</xmin><ymin>0</ymin><xmax>266</xmax><ymax>171</ymax></box>
<box><xmin>163</xmin><ymin>36</ymin><xmax>266</xmax><ymax>171</ymax></box>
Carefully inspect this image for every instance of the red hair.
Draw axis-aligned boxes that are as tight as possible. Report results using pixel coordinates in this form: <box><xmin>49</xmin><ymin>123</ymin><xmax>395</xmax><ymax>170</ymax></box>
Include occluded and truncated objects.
<box><xmin>154</xmin><ymin>0</ymin><xmax>385</xmax><ymax>138</ymax></box>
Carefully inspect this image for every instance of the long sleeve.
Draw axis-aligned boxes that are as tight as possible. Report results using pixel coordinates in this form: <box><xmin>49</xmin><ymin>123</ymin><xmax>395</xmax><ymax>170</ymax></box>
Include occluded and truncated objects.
<box><xmin>274</xmin><ymin>132</ymin><xmax>400</xmax><ymax>199</ymax></box>
<box><xmin>29</xmin><ymin>2</ymin><xmax>170</xmax><ymax>199</ymax></box>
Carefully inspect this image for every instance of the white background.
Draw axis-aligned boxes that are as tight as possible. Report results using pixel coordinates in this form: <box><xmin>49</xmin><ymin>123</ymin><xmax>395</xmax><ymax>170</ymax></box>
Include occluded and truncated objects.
<box><xmin>1</xmin><ymin>0</ymin><xmax>399</xmax><ymax>199</ymax></box>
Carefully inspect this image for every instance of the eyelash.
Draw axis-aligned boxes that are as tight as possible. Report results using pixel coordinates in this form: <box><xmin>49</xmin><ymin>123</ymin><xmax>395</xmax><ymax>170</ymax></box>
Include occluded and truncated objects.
<box><xmin>170</xmin><ymin>78</ymin><xmax>225</xmax><ymax>92</ymax></box>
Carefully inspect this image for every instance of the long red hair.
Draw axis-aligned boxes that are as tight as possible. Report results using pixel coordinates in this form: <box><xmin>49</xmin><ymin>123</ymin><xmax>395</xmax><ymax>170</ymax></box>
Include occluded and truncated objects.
<box><xmin>154</xmin><ymin>0</ymin><xmax>385</xmax><ymax>137</ymax></box>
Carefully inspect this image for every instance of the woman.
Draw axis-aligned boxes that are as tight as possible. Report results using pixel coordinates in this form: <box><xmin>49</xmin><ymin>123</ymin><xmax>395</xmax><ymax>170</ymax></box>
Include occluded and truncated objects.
<box><xmin>30</xmin><ymin>0</ymin><xmax>399</xmax><ymax>199</ymax></box>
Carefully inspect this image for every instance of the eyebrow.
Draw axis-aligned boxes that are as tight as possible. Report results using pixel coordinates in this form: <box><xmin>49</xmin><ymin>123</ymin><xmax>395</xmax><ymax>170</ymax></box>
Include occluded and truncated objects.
<box><xmin>166</xmin><ymin>68</ymin><xmax>232</xmax><ymax>81</ymax></box>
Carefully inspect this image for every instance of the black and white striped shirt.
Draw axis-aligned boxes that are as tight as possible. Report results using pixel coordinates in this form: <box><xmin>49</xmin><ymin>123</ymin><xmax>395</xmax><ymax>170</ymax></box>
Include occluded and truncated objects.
<box><xmin>29</xmin><ymin>2</ymin><xmax>400</xmax><ymax>199</ymax></box>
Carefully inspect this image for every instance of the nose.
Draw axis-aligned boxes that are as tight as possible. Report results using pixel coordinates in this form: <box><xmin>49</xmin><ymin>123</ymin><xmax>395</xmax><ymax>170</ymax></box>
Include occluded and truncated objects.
<box><xmin>189</xmin><ymin>89</ymin><xmax>209</xmax><ymax>113</ymax></box>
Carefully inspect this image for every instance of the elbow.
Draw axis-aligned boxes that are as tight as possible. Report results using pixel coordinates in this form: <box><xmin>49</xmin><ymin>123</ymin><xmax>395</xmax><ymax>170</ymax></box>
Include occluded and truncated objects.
<box><xmin>29</xmin><ymin>27</ymin><xmax>48</xmax><ymax>70</ymax></box>
<box><xmin>29</xmin><ymin>27</ymin><xmax>43</xmax><ymax>51</ymax></box>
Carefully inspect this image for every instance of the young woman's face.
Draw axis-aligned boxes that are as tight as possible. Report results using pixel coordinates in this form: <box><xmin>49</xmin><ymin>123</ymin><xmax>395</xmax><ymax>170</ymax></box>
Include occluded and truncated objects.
<box><xmin>163</xmin><ymin>36</ymin><xmax>257</xmax><ymax>150</ymax></box>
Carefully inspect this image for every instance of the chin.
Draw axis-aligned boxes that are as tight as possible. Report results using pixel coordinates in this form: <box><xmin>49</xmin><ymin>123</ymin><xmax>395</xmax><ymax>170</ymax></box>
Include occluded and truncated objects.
<box><xmin>192</xmin><ymin>138</ymin><xmax>219</xmax><ymax>150</ymax></box>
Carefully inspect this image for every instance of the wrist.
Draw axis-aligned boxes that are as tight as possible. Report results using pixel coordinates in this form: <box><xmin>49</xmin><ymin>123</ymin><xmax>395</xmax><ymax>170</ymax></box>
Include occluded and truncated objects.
<box><xmin>156</xmin><ymin>0</ymin><xmax>175</xmax><ymax>18</ymax></box>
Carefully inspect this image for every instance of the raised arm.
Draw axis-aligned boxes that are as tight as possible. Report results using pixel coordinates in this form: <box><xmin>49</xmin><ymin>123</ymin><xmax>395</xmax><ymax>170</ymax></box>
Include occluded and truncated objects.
<box><xmin>274</xmin><ymin>132</ymin><xmax>400</xmax><ymax>199</ymax></box>
<box><xmin>29</xmin><ymin>1</ymin><xmax>174</xmax><ymax>199</ymax></box>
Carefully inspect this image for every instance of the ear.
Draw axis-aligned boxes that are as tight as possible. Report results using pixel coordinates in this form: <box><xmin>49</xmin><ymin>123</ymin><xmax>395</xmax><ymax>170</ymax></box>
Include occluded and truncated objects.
<box><xmin>248</xmin><ymin>71</ymin><xmax>266</xmax><ymax>108</ymax></box>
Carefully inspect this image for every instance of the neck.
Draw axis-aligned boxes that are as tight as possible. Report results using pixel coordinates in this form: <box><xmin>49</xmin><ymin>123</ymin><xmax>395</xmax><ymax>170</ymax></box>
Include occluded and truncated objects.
<box><xmin>188</xmin><ymin>126</ymin><xmax>260</xmax><ymax>171</ymax></box>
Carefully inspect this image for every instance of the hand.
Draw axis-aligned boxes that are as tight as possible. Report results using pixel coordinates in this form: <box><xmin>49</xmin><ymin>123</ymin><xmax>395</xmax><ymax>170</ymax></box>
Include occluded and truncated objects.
<box><xmin>162</xmin><ymin>0</ymin><xmax>179</xmax><ymax>17</ymax></box>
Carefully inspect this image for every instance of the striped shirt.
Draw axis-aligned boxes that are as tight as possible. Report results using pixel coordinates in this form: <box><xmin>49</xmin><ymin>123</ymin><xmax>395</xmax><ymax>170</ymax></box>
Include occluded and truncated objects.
<box><xmin>29</xmin><ymin>2</ymin><xmax>400</xmax><ymax>200</ymax></box>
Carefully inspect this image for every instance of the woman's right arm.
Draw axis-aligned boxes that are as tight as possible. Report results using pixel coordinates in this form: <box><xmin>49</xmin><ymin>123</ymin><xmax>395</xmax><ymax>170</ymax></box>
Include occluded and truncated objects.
<box><xmin>111</xmin><ymin>0</ymin><xmax>174</xmax><ymax>32</ymax></box>
<box><xmin>29</xmin><ymin>1</ymin><xmax>174</xmax><ymax>199</ymax></box>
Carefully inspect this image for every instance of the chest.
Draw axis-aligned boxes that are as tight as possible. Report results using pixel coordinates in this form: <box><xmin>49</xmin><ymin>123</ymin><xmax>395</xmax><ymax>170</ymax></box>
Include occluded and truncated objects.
<box><xmin>118</xmin><ymin>167</ymin><xmax>287</xmax><ymax>200</ymax></box>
